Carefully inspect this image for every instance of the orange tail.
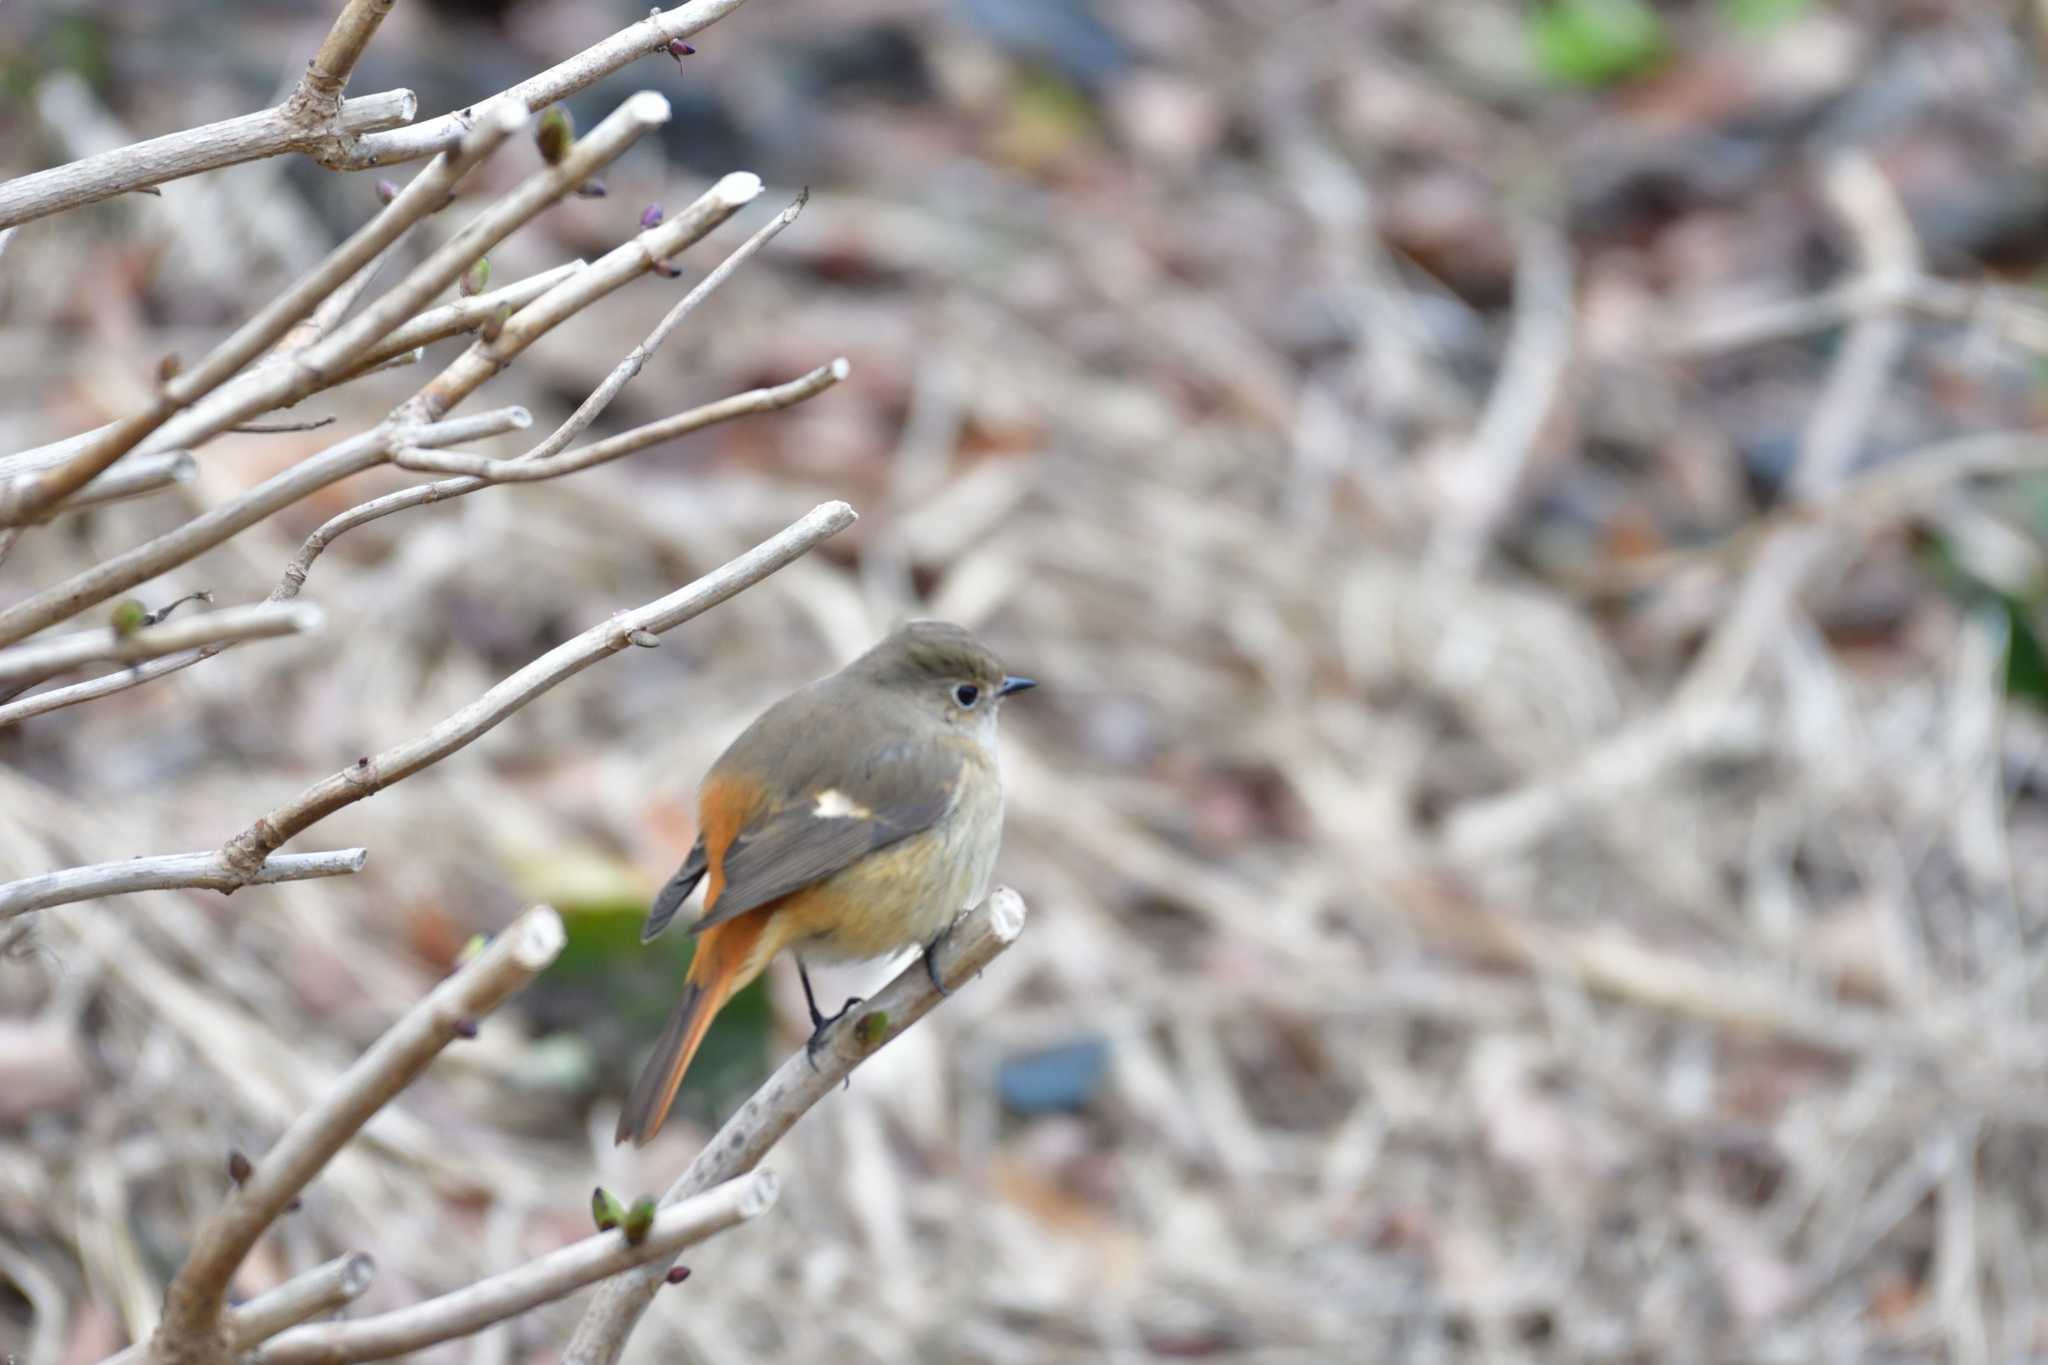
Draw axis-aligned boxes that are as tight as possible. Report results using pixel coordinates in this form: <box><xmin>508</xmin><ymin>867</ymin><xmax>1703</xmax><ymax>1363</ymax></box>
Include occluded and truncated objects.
<box><xmin>615</xmin><ymin>911</ymin><xmax>768</xmax><ymax>1146</ymax></box>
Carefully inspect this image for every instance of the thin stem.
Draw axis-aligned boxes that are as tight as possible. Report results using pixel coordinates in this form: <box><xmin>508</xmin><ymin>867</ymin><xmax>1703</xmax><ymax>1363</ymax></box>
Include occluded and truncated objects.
<box><xmin>151</xmin><ymin>907</ymin><xmax>566</xmax><ymax>1365</ymax></box>
<box><xmin>221</xmin><ymin>501</ymin><xmax>856</xmax><ymax>877</ymax></box>
<box><xmin>0</xmin><ymin>849</ymin><xmax>368</xmax><ymax>921</ymax></box>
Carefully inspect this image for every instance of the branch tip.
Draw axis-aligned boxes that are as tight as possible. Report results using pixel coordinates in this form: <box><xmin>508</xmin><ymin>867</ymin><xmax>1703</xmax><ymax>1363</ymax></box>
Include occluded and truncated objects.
<box><xmin>623</xmin><ymin>91</ymin><xmax>672</xmax><ymax>126</ymax></box>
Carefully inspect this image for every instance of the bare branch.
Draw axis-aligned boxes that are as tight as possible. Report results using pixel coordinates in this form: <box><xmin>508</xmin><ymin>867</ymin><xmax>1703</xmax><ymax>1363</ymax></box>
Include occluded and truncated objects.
<box><xmin>283</xmin><ymin>362</ymin><xmax>845</xmax><ymax>598</ymax></box>
<box><xmin>521</xmin><ymin>189</ymin><xmax>808</xmax><ymax>462</ymax></box>
<box><xmin>0</xmin><ymin>408</ymin><xmax>530</xmax><ymax>648</ymax></box>
<box><xmin>0</xmin><ymin>849</ymin><xmax>368</xmax><ymax>920</ymax></box>
<box><xmin>252</xmin><ymin>1174</ymin><xmax>777</xmax><ymax>1365</ymax></box>
<box><xmin>138</xmin><ymin>92</ymin><xmax>664</xmax><ymax>463</ymax></box>
<box><xmin>0</xmin><ymin>649</ymin><xmax>213</xmax><ymax>728</ymax></box>
<box><xmin>0</xmin><ymin>100</ymin><xmax>525</xmax><ymax>523</ymax></box>
<box><xmin>0</xmin><ymin>90</ymin><xmax>416</xmax><ymax>231</ymax></box>
<box><xmin>230</xmin><ymin>419</ymin><xmax>338</xmax><ymax>435</ymax></box>
<box><xmin>0</xmin><ymin>602</ymin><xmax>324</xmax><ymax>685</ymax></box>
<box><xmin>563</xmin><ymin>888</ymin><xmax>1030</xmax><ymax>1365</ymax></box>
<box><xmin>229</xmin><ymin>1255</ymin><xmax>378</xmax><ymax>1349</ymax></box>
<box><xmin>341</xmin><ymin>260</ymin><xmax>589</xmax><ymax>375</ymax></box>
<box><xmin>393</xmin><ymin>360</ymin><xmax>847</xmax><ymax>480</ymax></box>
<box><xmin>290</xmin><ymin>0</ymin><xmax>403</xmax><ymax>119</ymax></box>
<box><xmin>338</xmin><ymin>2</ymin><xmax>758</xmax><ymax>169</ymax></box>
<box><xmin>405</xmin><ymin>171</ymin><xmax>763</xmax><ymax>422</ymax></box>
<box><xmin>221</xmin><ymin>500</ymin><xmax>857</xmax><ymax>877</ymax></box>
<box><xmin>152</xmin><ymin>906</ymin><xmax>566</xmax><ymax>1365</ymax></box>
<box><xmin>31</xmin><ymin>451</ymin><xmax>196</xmax><ymax>519</ymax></box>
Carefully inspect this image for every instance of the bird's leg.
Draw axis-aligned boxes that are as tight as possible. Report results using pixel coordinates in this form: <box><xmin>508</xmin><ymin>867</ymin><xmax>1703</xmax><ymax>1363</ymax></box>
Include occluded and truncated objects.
<box><xmin>797</xmin><ymin>956</ymin><xmax>863</xmax><ymax>1070</ymax></box>
<box><xmin>922</xmin><ymin>926</ymin><xmax>954</xmax><ymax>997</ymax></box>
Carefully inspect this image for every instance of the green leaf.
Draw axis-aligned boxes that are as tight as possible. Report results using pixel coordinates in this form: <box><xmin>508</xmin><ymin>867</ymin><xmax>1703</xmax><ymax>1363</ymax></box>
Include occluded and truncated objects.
<box><xmin>1530</xmin><ymin>0</ymin><xmax>1667</xmax><ymax>87</ymax></box>
<box><xmin>1721</xmin><ymin>0</ymin><xmax>1811</xmax><ymax>33</ymax></box>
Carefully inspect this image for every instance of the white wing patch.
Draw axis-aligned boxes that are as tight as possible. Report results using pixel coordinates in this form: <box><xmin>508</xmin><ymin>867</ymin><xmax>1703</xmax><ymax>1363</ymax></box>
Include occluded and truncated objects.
<box><xmin>812</xmin><ymin>789</ymin><xmax>873</xmax><ymax>820</ymax></box>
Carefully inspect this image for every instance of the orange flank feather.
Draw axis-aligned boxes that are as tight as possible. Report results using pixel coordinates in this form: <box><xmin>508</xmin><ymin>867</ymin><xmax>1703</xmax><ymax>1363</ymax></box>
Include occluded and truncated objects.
<box><xmin>615</xmin><ymin>773</ymin><xmax>771</xmax><ymax>1148</ymax></box>
<box><xmin>614</xmin><ymin>910</ymin><xmax>768</xmax><ymax>1147</ymax></box>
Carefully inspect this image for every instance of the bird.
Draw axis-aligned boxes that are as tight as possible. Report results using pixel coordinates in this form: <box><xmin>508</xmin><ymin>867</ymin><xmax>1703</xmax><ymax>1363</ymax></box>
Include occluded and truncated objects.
<box><xmin>615</xmin><ymin>619</ymin><xmax>1035</xmax><ymax>1146</ymax></box>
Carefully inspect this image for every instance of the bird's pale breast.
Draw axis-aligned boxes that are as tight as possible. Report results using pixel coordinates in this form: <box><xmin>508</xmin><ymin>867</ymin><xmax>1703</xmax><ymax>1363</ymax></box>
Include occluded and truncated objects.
<box><xmin>778</xmin><ymin>738</ymin><xmax>1003</xmax><ymax>962</ymax></box>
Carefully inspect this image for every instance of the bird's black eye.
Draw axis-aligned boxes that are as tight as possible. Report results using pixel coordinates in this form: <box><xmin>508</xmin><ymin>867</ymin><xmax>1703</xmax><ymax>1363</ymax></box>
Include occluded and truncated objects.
<box><xmin>954</xmin><ymin>683</ymin><xmax>980</xmax><ymax>708</ymax></box>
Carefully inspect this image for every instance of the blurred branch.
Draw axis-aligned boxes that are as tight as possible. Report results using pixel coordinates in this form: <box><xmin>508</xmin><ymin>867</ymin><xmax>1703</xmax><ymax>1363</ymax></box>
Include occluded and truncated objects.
<box><xmin>0</xmin><ymin>849</ymin><xmax>368</xmax><ymax>921</ymax></box>
<box><xmin>563</xmin><ymin>887</ymin><xmax>1030</xmax><ymax>1365</ymax></box>
<box><xmin>0</xmin><ymin>90</ymin><xmax>416</xmax><ymax>232</ymax></box>
<box><xmin>393</xmin><ymin>360</ymin><xmax>847</xmax><ymax>481</ymax></box>
<box><xmin>30</xmin><ymin>452</ymin><xmax>196</xmax><ymax>520</ymax></box>
<box><xmin>251</xmin><ymin>1174</ymin><xmax>778</xmax><ymax>1365</ymax></box>
<box><xmin>338</xmin><ymin>2</ymin><xmax>757</xmax><ymax>168</ymax></box>
<box><xmin>1661</xmin><ymin>275</ymin><xmax>2048</xmax><ymax>359</ymax></box>
<box><xmin>1674</xmin><ymin>152</ymin><xmax>1918</xmax><ymax>710</ymax></box>
<box><xmin>0</xmin><ymin>409</ymin><xmax>531</xmax><ymax>649</ymax></box>
<box><xmin>220</xmin><ymin>500</ymin><xmax>857</xmax><ymax>878</ymax></box>
<box><xmin>151</xmin><ymin>906</ymin><xmax>567</xmax><ymax>1365</ymax></box>
<box><xmin>1425</xmin><ymin>220</ymin><xmax>1574</xmax><ymax>578</ymax></box>
<box><xmin>0</xmin><ymin>603</ymin><xmax>323</xmax><ymax>686</ymax></box>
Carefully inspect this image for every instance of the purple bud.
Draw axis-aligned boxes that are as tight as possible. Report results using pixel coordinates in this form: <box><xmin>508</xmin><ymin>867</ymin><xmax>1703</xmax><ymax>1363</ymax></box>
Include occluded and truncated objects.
<box><xmin>640</xmin><ymin>204</ymin><xmax>665</xmax><ymax>229</ymax></box>
<box><xmin>375</xmin><ymin>179</ymin><xmax>400</xmax><ymax>205</ymax></box>
<box><xmin>665</xmin><ymin>1265</ymin><xmax>692</xmax><ymax>1285</ymax></box>
<box><xmin>666</xmin><ymin>39</ymin><xmax>696</xmax><ymax>60</ymax></box>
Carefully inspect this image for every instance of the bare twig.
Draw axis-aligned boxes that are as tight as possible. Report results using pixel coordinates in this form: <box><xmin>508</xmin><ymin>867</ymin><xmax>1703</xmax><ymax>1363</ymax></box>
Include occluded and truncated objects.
<box><xmin>563</xmin><ymin>888</ymin><xmax>1029</xmax><ymax>1365</ymax></box>
<box><xmin>0</xmin><ymin>100</ymin><xmax>525</xmax><ymax>523</ymax></box>
<box><xmin>230</xmin><ymin>419</ymin><xmax>337</xmax><ymax>435</ymax></box>
<box><xmin>147</xmin><ymin>93</ymin><xmax>660</xmax><ymax>457</ymax></box>
<box><xmin>0</xmin><ymin>849</ymin><xmax>368</xmax><ymax>920</ymax></box>
<box><xmin>0</xmin><ymin>90</ymin><xmax>416</xmax><ymax>231</ymax></box>
<box><xmin>337</xmin><ymin>2</ymin><xmax>758</xmax><ymax>169</ymax></box>
<box><xmin>151</xmin><ymin>906</ymin><xmax>566</xmax><ymax>1365</ymax></box>
<box><xmin>340</xmin><ymin>260</ymin><xmax>589</xmax><ymax>375</ymax></box>
<box><xmin>30</xmin><ymin>452</ymin><xmax>196</xmax><ymax>519</ymax></box>
<box><xmin>404</xmin><ymin>171</ymin><xmax>763</xmax><ymax>422</ymax></box>
<box><xmin>252</xmin><ymin>1174</ymin><xmax>777</xmax><ymax>1365</ymax></box>
<box><xmin>220</xmin><ymin>501</ymin><xmax>856</xmax><ymax>878</ymax></box>
<box><xmin>228</xmin><ymin>1255</ymin><xmax>378</xmax><ymax>1349</ymax></box>
<box><xmin>0</xmin><ymin>408</ymin><xmax>529</xmax><ymax>649</ymax></box>
<box><xmin>516</xmin><ymin>189</ymin><xmax>808</xmax><ymax>462</ymax></box>
<box><xmin>285</xmin><ymin>361</ymin><xmax>845</xmax><ymax>596</ymax></box>
<box><xmin>393</xmin><ymin>360</ymin><xmax>846</xmax><ymax>481</ymax></box>
<box><xmin>0</xmin><ymin>649</ymin><xmax>214</xmax><ymax>727</ymax></box>
<box><xmin>289</xmin><ymin>0</ymin><xmax>403</xmax><ymax>120</ymax></box>
<box><xmin>0</xmin><ymin>603</ymin><xmax>324</xmax><ymax>685</ymax></box>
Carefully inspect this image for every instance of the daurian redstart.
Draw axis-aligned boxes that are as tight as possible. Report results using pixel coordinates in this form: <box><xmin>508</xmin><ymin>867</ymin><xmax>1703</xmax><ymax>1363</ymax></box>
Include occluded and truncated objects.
<box><xmin>615</xmin><ymin>620</ymin><xmax>1034</xmax><ymax>1146</ymax></box>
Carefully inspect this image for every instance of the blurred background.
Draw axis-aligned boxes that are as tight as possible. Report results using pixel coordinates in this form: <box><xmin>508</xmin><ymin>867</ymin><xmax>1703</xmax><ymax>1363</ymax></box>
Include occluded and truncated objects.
<box><xmin>6</xmin><ymin>0</ymin><xmax>2048</xmax><ymax>1360</ymax></box>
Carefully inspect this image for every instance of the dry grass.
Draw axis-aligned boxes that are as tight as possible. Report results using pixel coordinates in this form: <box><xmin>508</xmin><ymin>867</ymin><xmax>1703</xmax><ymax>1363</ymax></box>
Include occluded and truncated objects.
<box><xmin>7</xmin><ymin>1</ymin><xmax>2048</xmax><ymax>1362</ymax></box>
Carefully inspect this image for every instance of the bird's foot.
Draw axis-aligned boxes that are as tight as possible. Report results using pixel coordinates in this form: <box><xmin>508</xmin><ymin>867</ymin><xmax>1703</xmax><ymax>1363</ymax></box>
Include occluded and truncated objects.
<box><xmin>805</xmin><ymin>995</ymin><xmax>865</xmax><ymax>1071</ymax></box>
<box><xmin>922</xmin><ymin>934</ymin><xmax>952</xmax><ymax>997</ymax></box>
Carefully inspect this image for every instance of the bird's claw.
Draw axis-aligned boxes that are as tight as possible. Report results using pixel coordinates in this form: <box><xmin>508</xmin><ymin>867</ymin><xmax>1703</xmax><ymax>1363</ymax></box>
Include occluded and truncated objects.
<box><xmin>804</xmin><ymin>995</ymin><xmax>865</xmax><ymax>1071</ymax></box>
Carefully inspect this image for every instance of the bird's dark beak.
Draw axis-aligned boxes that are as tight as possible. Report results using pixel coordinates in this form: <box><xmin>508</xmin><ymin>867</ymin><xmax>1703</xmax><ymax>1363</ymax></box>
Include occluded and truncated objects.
<box><xmin>999</xmin><ymin>675</ymin><xmax>1037</xmax><ymax>697</ymax></box>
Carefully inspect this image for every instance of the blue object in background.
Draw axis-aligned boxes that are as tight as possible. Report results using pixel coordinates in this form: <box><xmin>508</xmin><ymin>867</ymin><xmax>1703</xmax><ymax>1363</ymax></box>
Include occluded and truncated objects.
<box><xmin>998</xmin><ymin>1037</ymin><xmax>1111</xmax><ymax>1114</ymax></box>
